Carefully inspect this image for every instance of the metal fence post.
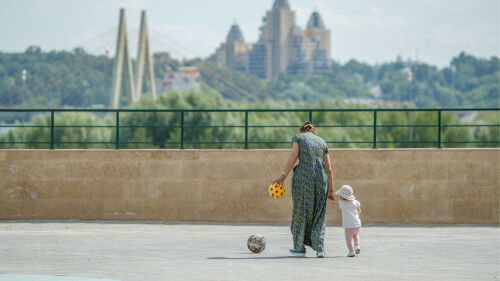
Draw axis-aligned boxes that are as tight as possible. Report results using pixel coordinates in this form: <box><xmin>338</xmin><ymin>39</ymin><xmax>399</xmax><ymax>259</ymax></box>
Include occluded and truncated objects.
<box><xmin>372</xmin><ymin>110</ymin><xmax>377</xmax><ymax>149</ymax></box>
<box><xmin>309</xmin><ymin>110</ymin><xmax>313</xmax><ymax>123</ymax></box>
<box><xmin>180</xmin><ymin>111</ymin><xmax>184</xmax><ymax>149</ymax></box>
<box><xmin>50</xmin><ymin>110</ymin><xmax>54</xmax><ymax>150</ymax></box>
<box><xmin>115</xmin><ymin>111</ymin><xmax>120</xmax><ymax>149</ymax></box>
<box><xmin>437</xmin><ymin>110</ymin><xmax>442</xmax><ymax>149</ymax></box>
<box><xmin>244</xmin><ymin>111</ymin><xmax>248</xmax><ymax>149</ymax></box>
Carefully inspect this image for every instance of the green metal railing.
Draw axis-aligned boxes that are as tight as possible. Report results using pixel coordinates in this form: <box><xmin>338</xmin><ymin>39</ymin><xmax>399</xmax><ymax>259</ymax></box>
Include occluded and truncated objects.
<box><xmin>0</xmin><ymin>108</ymin><xmax>498</xmax><ymax>149</ymax></box>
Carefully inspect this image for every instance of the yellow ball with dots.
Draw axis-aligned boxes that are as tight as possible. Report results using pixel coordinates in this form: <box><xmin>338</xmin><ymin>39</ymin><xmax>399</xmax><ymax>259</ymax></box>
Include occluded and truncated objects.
<box><xmin>269</xmin><ymin>183</ymin><xmax>285</xmax><ymax>199</ymax></box>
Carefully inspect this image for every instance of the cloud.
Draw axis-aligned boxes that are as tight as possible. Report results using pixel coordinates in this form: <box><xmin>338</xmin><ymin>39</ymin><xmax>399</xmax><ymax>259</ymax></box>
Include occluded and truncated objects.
<box><xmin>88</xmin><ymin>0</ymin><xmax>156</xmax><ymax>20</ymax></box>
<box><xmin>292</xmin><ymin>1</ymin><xmax>408</xmax><ymax>30</ymax></box>
<box><xmin>70</xmin><ymin>23</ymin><xmax>221</xmax><ymax>60</ymax></box>
<box><xmin>95</xmin><ymin>0</ymin><xmax>155</xmax><ymax>12</ymax></box>
<box><xmin>147</xmin><ymin>22</ymin><xmax>221</xmax><ymax>59</ymax></box>
<box><xmin>428</xmin><ymin>22</ymin><xmax>500</xmax><ymax>53</ymax></box>
<box><xmin>328</xmin><ymin>5</ymin><xmax>407</xmax><ymax>29</ymax></box>
<box><xmin>240</xmin><ymin>19</ymin><xmax>262</xmax><ymax>44</ymax></box>
<box><xmin>400</xmin><ymin>0</ymin><xmax>485</xmax><ymax>13</ymax></box>
<box><xmin>67</xmin><ymin>29</ymin><xmax>99</xmax><ymax>49</ymax></box>
<box><xmin>25</xmin><ymin>0</ymin><xmax>56</xmax><ymax>14</ymax></box>
<box><xmin>290</xmin><ymin>3</ymin><xmax>311</xmax><ymax>28</ymax></box>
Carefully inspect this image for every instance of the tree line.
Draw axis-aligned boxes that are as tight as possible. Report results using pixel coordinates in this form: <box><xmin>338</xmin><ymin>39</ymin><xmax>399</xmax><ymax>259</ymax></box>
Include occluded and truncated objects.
<box><xmin>0</xmin><ymin>46</ymin><xmax>498</xmax><ymax>108</ymax></box>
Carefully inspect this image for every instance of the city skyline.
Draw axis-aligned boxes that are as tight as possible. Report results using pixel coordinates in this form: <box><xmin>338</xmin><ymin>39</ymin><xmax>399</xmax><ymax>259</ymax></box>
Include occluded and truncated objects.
<box><xmin>216</xmin><ymin>0</ymin><xmax>332</xmax><ymax>78</ymax></box>
<box><xmin>0</xmin><ymin>0</ymin><xmax>498</xmax><ymax>67</ymax></box>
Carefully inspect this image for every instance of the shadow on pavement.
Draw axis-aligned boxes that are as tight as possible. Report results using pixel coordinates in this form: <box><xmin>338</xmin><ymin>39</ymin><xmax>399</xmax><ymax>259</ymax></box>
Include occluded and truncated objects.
<box><xmin>207</xmin><ymin>256</ymin><xmax>342</xmax><ymax>259</ymax></box>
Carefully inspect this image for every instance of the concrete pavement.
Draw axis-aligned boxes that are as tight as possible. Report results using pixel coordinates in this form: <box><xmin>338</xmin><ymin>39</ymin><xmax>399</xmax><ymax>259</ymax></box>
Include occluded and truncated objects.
<box><xmin>0</xmin><ymin>222</ymin><xmax>498</xmax><ymax>281</ymax></box>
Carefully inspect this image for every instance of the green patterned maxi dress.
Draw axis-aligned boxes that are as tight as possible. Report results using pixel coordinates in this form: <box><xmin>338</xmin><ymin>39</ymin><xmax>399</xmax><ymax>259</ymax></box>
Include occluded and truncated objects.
<box><xmin>291</xmin><ymin>132</ymin><xmax>329</xmax><ymax>251</ymax></box>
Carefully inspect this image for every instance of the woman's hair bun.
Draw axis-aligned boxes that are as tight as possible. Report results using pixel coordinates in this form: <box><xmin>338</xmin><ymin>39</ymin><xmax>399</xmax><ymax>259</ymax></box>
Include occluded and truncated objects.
<box><xmin>300</xmin><ymin>121</ymin><xmax>314</xmax><ymax>133</ymax></box>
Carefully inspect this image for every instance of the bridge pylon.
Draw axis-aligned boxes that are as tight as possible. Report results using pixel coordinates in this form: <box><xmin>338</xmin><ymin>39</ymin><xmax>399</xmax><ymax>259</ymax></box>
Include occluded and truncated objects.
<box><xmin>134</xmin><ymin>10</ymin><xmax>157</xmax><ymax>101</ymax></box>
<box><xmin>109</xmin><ymin>8</ymin><xmax>136</xmax><ymax>108</ymax></box>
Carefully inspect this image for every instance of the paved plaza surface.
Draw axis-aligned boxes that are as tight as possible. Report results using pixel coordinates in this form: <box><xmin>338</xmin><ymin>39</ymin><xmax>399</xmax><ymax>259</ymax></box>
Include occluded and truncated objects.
<box><xmin>0</xmin><ymin>222</ymin><xmax>498</xmax><ymax>281</ymax></box>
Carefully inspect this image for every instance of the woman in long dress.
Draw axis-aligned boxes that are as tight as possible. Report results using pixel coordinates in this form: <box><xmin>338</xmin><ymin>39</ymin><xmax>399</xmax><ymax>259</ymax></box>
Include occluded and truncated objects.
<box><xmin>274</xmin><ymin>121</ymin><xmax>335</xmax><ymax>258</ymax></box>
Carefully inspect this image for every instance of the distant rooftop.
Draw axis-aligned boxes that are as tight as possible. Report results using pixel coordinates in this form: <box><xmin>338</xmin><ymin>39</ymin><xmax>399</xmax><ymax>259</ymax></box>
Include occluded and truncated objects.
<box><xmin>226</xmin><ymin>24</ymin><xmax>245</xmax><ymax>43</ymax></box>
<box><xmin>272</xmin><ymin>0</ymin><xmax>290</xmax><ymax>11</ymax></box>
<box><xmin>307</xmin><ymin>11</ymin><xmax>326</xmax><ymax>29</ymax></box>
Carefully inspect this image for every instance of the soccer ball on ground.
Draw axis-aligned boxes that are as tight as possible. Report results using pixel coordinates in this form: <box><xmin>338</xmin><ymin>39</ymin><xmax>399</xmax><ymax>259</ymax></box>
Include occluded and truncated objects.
<box><xmin>247</xmin><ymin>234</ymin><xmax>266</xmax><ymax>253</ymax></box>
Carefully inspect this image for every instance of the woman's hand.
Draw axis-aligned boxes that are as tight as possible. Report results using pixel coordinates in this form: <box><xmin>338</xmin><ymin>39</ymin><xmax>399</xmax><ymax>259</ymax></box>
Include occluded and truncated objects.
<box><xmin>328</xmin><ymin>189</ymin><xmax>335</xmax><ymax>201</ymax></box>
<box><xmin>274</xmin><ymin>173</ymin><xmax>286</xmax><ymax>185</ymax></box>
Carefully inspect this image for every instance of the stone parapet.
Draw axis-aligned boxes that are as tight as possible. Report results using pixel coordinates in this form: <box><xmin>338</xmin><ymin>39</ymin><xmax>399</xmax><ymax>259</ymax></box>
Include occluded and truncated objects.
<box><xmin>0</xmin><ymin>149</ymin><xmax>498</xmax><ymax>224</ymax></box>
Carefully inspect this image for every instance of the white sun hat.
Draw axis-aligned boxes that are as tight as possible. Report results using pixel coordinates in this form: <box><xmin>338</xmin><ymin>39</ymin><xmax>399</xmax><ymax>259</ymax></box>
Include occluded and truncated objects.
<box><xmin>335</xmin><ymin>185</ymin><xmax>355</xmax><ymax>200</ymax></box>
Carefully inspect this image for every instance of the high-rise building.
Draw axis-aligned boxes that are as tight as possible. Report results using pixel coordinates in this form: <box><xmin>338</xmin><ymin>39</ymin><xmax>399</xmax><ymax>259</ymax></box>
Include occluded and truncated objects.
<box><xmin>216</xmin><ymin>23</ymin><xmax>252</xmax><ymax>72</ymax></box>
<box><xmin>289</xmin><ymin>11</ymin><xmax>331</xmax><ymax>75</ymax></box>
<box><xmin>216</xmin><ymin>0</ymin><xmax>331</xmax><ymax>79</ymax></box>
<box><xmin>260</xmin><ymin>0</ymin><xmax>295</xmax><ymax>78</ymax></box>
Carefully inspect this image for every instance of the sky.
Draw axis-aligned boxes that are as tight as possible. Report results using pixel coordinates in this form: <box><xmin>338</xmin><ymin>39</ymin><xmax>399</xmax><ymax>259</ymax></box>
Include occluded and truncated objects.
<box><xmin>0</xmin><ymin>0</ymin><xmax>498</xmax><ymax>67</ymax></box>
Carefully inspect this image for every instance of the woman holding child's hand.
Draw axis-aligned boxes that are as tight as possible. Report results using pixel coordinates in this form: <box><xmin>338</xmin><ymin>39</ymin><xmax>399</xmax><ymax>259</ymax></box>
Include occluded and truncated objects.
<box><xmin>273</xmin><ymin>121</ymin><xmax>334</xmax><ymax>258</ymax></box>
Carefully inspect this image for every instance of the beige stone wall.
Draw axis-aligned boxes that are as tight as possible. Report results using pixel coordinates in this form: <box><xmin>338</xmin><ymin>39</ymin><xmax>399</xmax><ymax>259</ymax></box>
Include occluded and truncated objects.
<box><xmin>0</xmin><ymin>149</ymin><xmax>498</xmax><ymax>224</ymax></box>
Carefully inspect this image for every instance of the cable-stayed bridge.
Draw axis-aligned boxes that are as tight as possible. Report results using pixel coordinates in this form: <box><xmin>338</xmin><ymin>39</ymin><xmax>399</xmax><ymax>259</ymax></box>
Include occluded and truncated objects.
<box><xmin>2</xmin><ymin>8</ymin><xmax>271</xmax><ymax>110</ymax></box>
<box><xmin>102</xmin><ymin>8</ymin><xmax>267</xmax><ymax>108</ymax></box>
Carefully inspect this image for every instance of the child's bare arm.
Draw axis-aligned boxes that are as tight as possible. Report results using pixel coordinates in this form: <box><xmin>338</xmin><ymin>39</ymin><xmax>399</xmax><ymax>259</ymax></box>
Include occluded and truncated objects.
<box><xmin>357</xmin><ymin>208</ymin><xmax>361</xmax><ymax>215</ymax></box>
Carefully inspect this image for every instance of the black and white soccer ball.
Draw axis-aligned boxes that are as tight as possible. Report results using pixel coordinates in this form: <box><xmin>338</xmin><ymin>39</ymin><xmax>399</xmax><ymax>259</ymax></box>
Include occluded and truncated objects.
<box><xmin>247</xmin><ymin>234</ymin><xmax>266</xmax><ymax>253</ymax></box>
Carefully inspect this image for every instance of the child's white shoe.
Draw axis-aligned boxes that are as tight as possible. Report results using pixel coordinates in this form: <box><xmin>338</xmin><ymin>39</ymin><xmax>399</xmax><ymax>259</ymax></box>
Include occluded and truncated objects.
<box><xmin>347</xmin><ymin>250</ymin><xmax>355</xmax><ymax>257</ymax></box>
<box><xmin>355</xmin><ymin>245</ymin><xmax>360</xmax><ymax>254</ymax></box>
